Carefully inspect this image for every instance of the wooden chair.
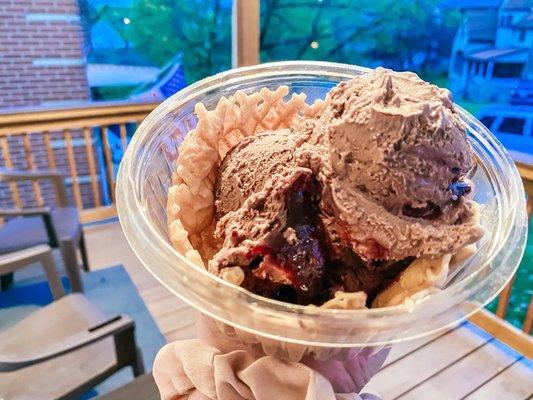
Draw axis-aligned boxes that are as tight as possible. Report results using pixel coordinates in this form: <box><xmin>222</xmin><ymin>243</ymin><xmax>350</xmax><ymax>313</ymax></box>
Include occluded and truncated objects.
<box><xmin>0</xmin><ymin>244</ymin><xmax>65</xmax><ymax>300</ymax></box>
<box><xmin>0</xmin><ymin>294</ymin><xmax>144</xmax><ymax>399</ymax></box>
<box><xmin>0</xmin><ymin>167</ymin><xmax>89</xmax><ymax>293</ymax></box>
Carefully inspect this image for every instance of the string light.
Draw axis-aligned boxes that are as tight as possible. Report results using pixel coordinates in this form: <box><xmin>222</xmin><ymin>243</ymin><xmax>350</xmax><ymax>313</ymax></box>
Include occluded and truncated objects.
<box><xmin>123</xmin><ymin>17</ymin><xmax>131</xmax><ymax>25</ymax></box>
<box><xmin>311</xmin><ymin>41</ymin><xmax>319</xmax><ymax>49</ymax></box>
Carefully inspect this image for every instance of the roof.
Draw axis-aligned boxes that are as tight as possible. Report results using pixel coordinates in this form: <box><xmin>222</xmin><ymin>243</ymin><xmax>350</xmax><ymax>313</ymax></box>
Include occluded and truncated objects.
<box><xmin>442</xmin><ymin>0</ymin><xmax>501</xmax><ymax>9</ymax></box>
<box><xmin>516</xmin><ymin>12</ymin><xmax>533</xmax><ymax>28</ymax></box>
<box><xmin>88</xmin><ymin>49</ymin><xmax>155</xmax><ymax>67</ymax></box>
<box><xmin>464</xmin><ymin>9</ymin><xmax>498</xmax><ymax>41</ymax></box>
<box><xmin>467</xmin><ymin>47</ymin><xmax>528</xmax><ymax>60</ymax></box>
<box><xmin>502</xmin><ymin>0</ymin><xmax>533</xmax><ymax>10</ymax></box>
<box><xmin>87</xmin><ymin>64</ymin><xmax>160</xmax><ymax>86</ymax></box>
<box><xmin>89</xmin><ymin>0</ymin><xmax>133</xmax><ymax>5</ymax></box>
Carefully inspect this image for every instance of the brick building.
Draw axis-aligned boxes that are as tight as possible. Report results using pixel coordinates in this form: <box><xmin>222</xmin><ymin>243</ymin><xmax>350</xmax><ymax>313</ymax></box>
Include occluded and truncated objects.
<box><xmin>0</xmin><ymin>0</ymin><xmax>89</xmax><ymax>108</ymax></box>
<box><xmin>0</xmin><ymin>0</ymin><xmax>105</xmax><ymax>210</ymax></box>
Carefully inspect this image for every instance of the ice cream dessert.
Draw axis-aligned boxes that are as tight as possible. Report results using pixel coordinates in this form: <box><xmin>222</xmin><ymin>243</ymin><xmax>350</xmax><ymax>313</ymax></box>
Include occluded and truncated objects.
<box><xmin>167</xmin><ymin>68</ymin><xmax>484</xmax><ymax>309</ymax></box>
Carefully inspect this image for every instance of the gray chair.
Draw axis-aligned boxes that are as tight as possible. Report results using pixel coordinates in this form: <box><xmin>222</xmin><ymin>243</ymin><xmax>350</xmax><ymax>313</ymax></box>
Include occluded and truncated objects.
<box><xmin>0</xmin><ymin>167</ymin><xmax>88</xmax><ymax>292</ymax></box>
<box><xmin>0</xmin><ymin>294</ymin><xmax>144</xmax><ymax>399</ymax></box>
<box><xmin>0</xmin><ymin>244</ymin><xmax>65</xmax><ymax>300</ymax></box>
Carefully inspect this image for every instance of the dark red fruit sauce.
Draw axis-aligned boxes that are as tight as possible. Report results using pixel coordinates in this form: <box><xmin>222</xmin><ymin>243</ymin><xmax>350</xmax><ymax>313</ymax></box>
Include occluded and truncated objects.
<box><xmin>240</xmin><ymin>174</ymin><xmax>413</xmax><ymax>306</ymax></box>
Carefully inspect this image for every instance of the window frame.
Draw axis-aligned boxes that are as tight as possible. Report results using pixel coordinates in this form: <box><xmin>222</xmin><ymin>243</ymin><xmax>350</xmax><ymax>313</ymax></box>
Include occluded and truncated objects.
<box><xmin>494</xmin><ymin>116</ymin><xmax>527</xmax><ymax>135</ymax></box>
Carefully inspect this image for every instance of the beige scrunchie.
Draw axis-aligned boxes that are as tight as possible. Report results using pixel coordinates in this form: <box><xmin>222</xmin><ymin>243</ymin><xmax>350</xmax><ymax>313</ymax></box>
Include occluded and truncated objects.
<box><xmin>153</xmin><ymin>314</ymin><xmax>389</xmax><ymax>400</ymax></box>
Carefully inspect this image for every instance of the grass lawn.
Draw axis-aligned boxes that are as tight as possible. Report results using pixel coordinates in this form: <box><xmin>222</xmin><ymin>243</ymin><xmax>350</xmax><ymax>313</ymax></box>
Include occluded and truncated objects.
<box><xmin>486</xmin><ymin>218</ymin><xmax>532</xmax><ymax>330</ymax></box>
<box><xmin>455</xmin><ymin>100</ymin><xmax>486</xmax><ymax>116</ymax></box>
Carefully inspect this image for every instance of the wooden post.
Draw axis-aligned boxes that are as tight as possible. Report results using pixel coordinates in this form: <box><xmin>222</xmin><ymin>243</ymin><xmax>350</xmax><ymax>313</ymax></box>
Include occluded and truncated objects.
<box><xmin>22</xmin><ymin>133</ymin><xmax>44</xmax><ymax>206</ymax></box>
<box><xmin>64</xmin><ymin>129</ymin><xmax>83</xmax><ymax>209</ymax></box>
<box><xmin>232</xmin><ymin>0</ymin><xmax>260</xmax><ymax>68</ymax></box>
<box><xmin>101</xmin><ymin>126</ymin><xmax>116</xmax><ymax>203</ymax></box>
<box><xmin>0</xmin><ymin>136</ymin><xmax>22</xmax><ymax>208</ymax></box>
<box><xmin>42</xmin><ymin>131</ymin><xmax>57</xmax><ymax>169</ymax></box>
<box><xmin>83</xmin><ymin>127</ymin><xmax>101</xmax><ymax>207</ymax></box>
<box><xmin>119</xmin><ymin>123</ymin><xmax>128</xmax><ymax>152</ymax></box>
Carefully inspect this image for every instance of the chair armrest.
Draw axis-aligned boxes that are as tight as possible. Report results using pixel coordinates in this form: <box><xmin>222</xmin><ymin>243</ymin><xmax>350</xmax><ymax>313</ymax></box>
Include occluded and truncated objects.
<box><xmin>0</xmin><ymin>167</ymin><xmax>63</xmax><ymax>181</ymax></box>
<box><xmin>0</xmin><ymin>167</ymin><xmax>69</xmax><ymax>207</ymax></box>
<box><xmin>0</xmin><ymin>207</ymin><xmax>59</xmax><ymax>247</ymax></box>
<box><xmin>0</xmin><ymin>315</ymin><xmax>134</xmax><ymax>372</ymax></box>
<box><xmin>0</xmin><ymin>206</ymin><xmax>51</xmax><ymax>217</ymax></box>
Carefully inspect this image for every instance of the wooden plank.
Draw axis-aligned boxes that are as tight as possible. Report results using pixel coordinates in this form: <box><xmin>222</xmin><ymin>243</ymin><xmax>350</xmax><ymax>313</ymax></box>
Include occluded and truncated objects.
<box><xmin>80</xmin><ymin>205</ymin><xmax>117</xmax><ymax>224</ymax></box>
<box><xmin>384</xmin><ymin>327</ymin><xmax>453</xmax><ymax>367</ymax></box>
<box><xmin>232</xmin><ymin>0</ymin><xmax>259</xmax><ymax>67</ymax></box>
<box><xmin>368</xmin><ymin>323</ymin><xmax>491</xmax><ymax>399</ymax></box>
<box><xmin>83</xmin><ymin>127</ymin><xmax>101</xmax><ymax>207</ymax></box>
<box><xmin>156</xmin><ymin>307</ymin><xmax>196</xmax><ymax>334</ymax></box>
<box><xmin>464</xmin><ymin>357</ymin><xmax>533</xmax><ymax>400</ymax></box>
<box><xmin>0</xmin><ymin>115</ymin><xmax>151</xmax><ymax>136</ymax></box>
<box><xmin>496</xmin><ymin>277</ymin><xmax>514</xmax><ymax>318</ymax></box>
<box><xmin>0</xmin><ymin>136</ymin><xmax>22</xmax><ymax>207</ymax></box>
<box><xmin>0</xmin><ymin>101</ymin><xmax>157</xmax><ymax>129</ymax></box>
<box><xmin>470</xmin><ymin>308</ymin><xmax>533</xmax><ymax>359</ymax></box>
<box><xmin>63</xmin><ymin>129</ymin><xmax>83</xmax><ymax>209</ymax></box>
<box><xmin>96</xmin><ymin>373</ymin><xmax>159</xmax><ymax>400</ymax></box>
<box><xmin>0</xmin><ymin>116</ymin><xmax>145</xmax><ymax>137</ymax></box>
<box><xmin>42</xmin><ymin>130</ymin><xmax>57</xmax><ymax>169</ymax></box>
<box><xmin>398</xmin><ymin>337</ymin><xmax>521</xmax><ymax>399</ymax></box>
<box><xmin>119</xmin><ymin>123</ymin><xmax>128</xmax><ymax>152</ymax></box>
<box><xmin>101</xmin><ymin>126</ymin><xmax>116</xmax><ymax>203</ymax></box>
<box><xmin>165</xmin><ymin>323</ymin><xmax>196</xmax><ymax>342</ymax></box>
<box><xmin>146</xmin><ymin>295</ymin><xmax>190</xmax><ymax>319</ymax></box>
<box><xmin>22</xmin><ymin>133</ymin><xmax>44</xmax><ymax>206</ymax></box>
<box><xmin>141</xmin><ymin>285</ymin><xmax>175</xmax><ymax>303</ymax></box>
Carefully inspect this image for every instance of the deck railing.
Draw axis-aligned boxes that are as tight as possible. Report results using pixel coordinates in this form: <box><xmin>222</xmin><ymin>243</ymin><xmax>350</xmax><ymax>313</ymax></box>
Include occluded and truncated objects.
<box><xmin>0</xmin><ymin>101</ymin><xmax>531</xmax><ymax>335</ymax></box>
<box><xmin>0</xmin><ymin>102</ymin><xmax>158</xmax><ymax>222</ymax></box>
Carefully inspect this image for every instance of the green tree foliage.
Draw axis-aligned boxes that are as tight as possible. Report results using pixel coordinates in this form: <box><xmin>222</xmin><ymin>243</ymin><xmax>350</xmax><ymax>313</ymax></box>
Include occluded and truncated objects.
<box><xmin>260</xmin><ymin>0</ymin><xmax>461</xmax><ymax>72</ymax></box>
<box><xmin>91</xmin><ymin>0</ymin><xmax>460</xmax><ymax>85</ymax></box>
<box><xmin>114</xmin><ymin>0</ymin><xmax>232</xmax><ymax>84</ymax></box>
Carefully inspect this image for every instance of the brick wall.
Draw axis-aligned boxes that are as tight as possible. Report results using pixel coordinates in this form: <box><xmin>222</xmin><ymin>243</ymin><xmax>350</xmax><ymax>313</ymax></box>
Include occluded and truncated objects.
<box><xmin>0</xmin><ymin>0</ymin><xmax>89</xmax><ymax>108</ymax></box>
<box><xmin>0</xmin><ymin>1</ymin><xmax>107</xmax><ymax>211</ymax></box>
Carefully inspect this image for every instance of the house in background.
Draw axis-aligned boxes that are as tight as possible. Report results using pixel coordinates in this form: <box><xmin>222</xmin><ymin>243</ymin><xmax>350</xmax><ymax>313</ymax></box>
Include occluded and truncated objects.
<box><xmin>448</xmin><ymin>0</ymin><xmax>533</xmax><ymax>103</ymax></box>
<box><xmin>87</xmin><ymin>7</ymin><xmax>186</xmax><ymax>101</ymax></box>
<box><xmin>87</xmin><ymin>49</ymin><xmax>161</xmax><ymax>100</ymax></box>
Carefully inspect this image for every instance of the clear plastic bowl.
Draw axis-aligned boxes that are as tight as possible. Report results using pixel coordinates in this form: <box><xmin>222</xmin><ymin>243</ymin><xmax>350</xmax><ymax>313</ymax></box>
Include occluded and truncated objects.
<box><xmin>116</xmin><ymin>61</ymin><xmax>527</xmax><ymax>347</ymax></box>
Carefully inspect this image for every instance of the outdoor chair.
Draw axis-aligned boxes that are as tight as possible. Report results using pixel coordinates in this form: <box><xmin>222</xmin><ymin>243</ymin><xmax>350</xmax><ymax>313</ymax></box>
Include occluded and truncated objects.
<box><xmin>0</xmin><ymin>244</ymin><xmax>65</xmax><ymax>300</ymax></box>
<box><xmin>0</xmin><ymin>293</ymin><xmax>144</xmax><ymax>399</ymax></box>
<box><xmin>0</xmin><ymin>167</ymin><xmax>89</xmax><ymax>293</ymax></box>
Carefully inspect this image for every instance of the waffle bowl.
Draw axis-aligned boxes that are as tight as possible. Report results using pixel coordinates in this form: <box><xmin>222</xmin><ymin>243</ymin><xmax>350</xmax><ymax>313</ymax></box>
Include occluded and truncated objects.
<box><xmin>116</xmin><ymin>61</ymin><xmax>527</xmax><ymax>350</ymax></box>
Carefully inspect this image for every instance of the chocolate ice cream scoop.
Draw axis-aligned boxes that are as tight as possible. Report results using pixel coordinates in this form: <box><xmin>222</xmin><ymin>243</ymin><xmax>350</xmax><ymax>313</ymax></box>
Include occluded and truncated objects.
<box><xmin>215</xmin><ymin>129</ymin><xmax>298</xmax><ymax>218</ymax></box>
<box><xmin>326</xmin><ymin>67</ymin><xmax>472</xmax><ymax>215</ymax></box>
<box><xmin>210</xmin><ymin>68</ymin><xmax>484</xmax><ymax>306</ymax></box>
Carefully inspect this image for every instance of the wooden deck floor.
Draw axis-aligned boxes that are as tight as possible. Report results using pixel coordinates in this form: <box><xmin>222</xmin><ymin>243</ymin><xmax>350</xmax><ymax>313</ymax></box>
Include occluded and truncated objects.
<box><xmin>84</xmin><ymin>220</ymin><xmax>532</xmax><ymax>399</ymax></box>
<box><xmin>84</xmin><ymin>219</ymin><xmax>196</xmax><ymax>342</ymax></box>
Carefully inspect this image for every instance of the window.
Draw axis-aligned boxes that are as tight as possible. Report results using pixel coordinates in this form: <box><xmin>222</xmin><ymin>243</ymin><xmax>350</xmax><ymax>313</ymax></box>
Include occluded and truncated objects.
<box><xmin>519</xmin><ymin>30</ymin><xmax>526</xmax><ymax>42</ymax></box>
<box><xmin>469</xmin><ymin>61</ymin><xmax>477</xmax><ymax>75</ymax></box>
<box><xmin>454</xmin><ymin>52</ymin><xmax>465</xmax><ymax>73</ymax></box>
<box><xmin>498</xmin><ymin>117</ymin><xmax>526</xmax><ymax>135</ymax></box>
<box><xmin>478</xmin><ymin>61</ymin><xmax>487</xmax><ymax>76</ymax></box>
<box><xmin>480</xmin><ymin>115</ymin><xmax>496</xmax><ymax>129</ymax></box>
<box><xmin>500</xmin><ymin>14</ymin><xmax>513</xmax><ymax>27</ymax></box>
<box><xmin>492</xmin><ymin>62</ymin><xmax>524</xmax><ymax>79</ymax></box>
